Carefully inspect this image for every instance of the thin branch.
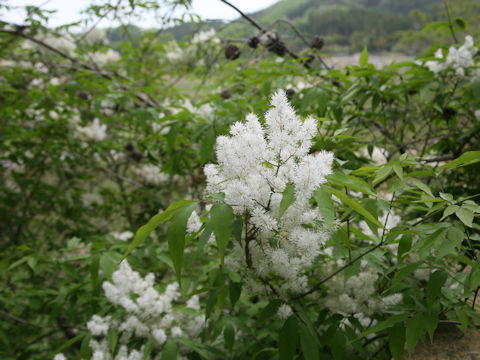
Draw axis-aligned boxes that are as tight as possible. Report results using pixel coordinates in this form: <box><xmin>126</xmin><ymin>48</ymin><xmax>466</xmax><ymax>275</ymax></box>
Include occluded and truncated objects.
<box><xmin>219</xmin><ymin>0</ymin><xmax>263</xmax><ymax>32</ymax></box>
<box><xmin>0</xmin><ymin>310</ymin><xmax>48</xmax><ymax>329</ymax></box>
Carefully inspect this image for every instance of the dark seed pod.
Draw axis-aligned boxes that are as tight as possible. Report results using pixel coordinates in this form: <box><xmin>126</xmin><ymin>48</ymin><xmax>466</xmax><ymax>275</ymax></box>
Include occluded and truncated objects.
<box><xmin>265</xmin><ymin>38</ymin><xmax>286</xmax><ymax>57</ymax></box>
<box><xmin>221</xmin><ymin>89</ymin><xmax>231</xmax><ymax>99</ymax></box>
<box><xmin>125</xmin><ymin>142</ymin><xmax>134</xmax><ymax>152</ymax></box>
<box><xmin>225</xmin><ymin>44</ymin><xmax>241</xmax><ymax>60</ymax></box>
<box><xmin>76</xmin><ymin>90</ymin><xmax>90</xmax><ymax>100</ymax></box>
<box><xmin>247</xmin><ymin>36</ymin><xmax>260</xmax><ymax>49</ymax></box>
<box><xmin>310</xmin><ymin>35</ymin><xmax>324</xmax><ymax>50</ymax></box>
<box><xmin>130</xmin><ymin>150</ymin><xmax>143</xmax><ymax>162</ymax></box>
<box><xmin>286</xmin><ymin>88</ymin><xmax>295</xmax><ymax>99</ymax></box>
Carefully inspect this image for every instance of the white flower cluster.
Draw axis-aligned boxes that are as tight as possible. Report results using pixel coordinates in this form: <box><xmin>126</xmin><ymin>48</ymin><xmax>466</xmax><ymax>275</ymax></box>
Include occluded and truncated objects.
<box><xmin>322</xmin><ymin>261</ymin><xmax>402</xmax><ymax>318</ymax></box>
<box><xmin>165</xmin><ymin>29</ymin><xmax>220</xmax><ymax>65</ymax></box>
<box><xmin>111</xmin><ymin>231</ymin><xmax>134</xmax><ymax>242</ymax></box>
<box><xmin>205</xmin><ymin>90</ymin><xmax>334</xmax><ymax>296</ymax></box>
<box><xmin>191</xmin><ymin>29</ymin><xmax>220</xmax><ymax>44</ymax></box>
<box><xmin>130</xmin><ymin>164</ymin><xmax>168</xmax><ymax>185</ymax></box>
<box><xmin>84</xmin><ymin>261</ymin><xmax>204</xmax><ymax>359</ymax></box>
<box><xmin>90</xmin><ymin>49</ymin><xmax>121</xmax><ymax>66</ymax></box>
<box><xmin>76</xmin><ymin>118</ymin><xmax>108</xmax><ymax>141</ymax></box>
<box><xmin>425</xmin><ymin>35</ymin><xmax>478</xmax><ymax>76</ymax></box>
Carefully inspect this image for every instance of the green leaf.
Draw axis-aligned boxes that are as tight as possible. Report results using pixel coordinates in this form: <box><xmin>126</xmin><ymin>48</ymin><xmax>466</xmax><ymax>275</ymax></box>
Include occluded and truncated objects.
<box><xmin>108</xmin><ymin>328</ymin><xmax>118</xmax><ymax>354</ymax></box>
<box><xmin>229</xmin><ymin>281</ymin><xmax>241</xmax><ymax>308</ymax></box>
<box><xmin>100</xmin><ymin>252</ymin><xmax>121</xmax><ymax>279</ymax></box>
<box><xmin>167</xmin><ymin>202</ymin><xmax>197</xmax><ymax>285</ymax></box>
<box><xmin>329</xmin><ymin>331</ymin><xmax>346</xmax><ymax>360</ymax></box>
<box><xmin>406</xmin><ymin>313</ymin><xmax>424</xmax><ymax>357</ymax></box>
<box><xmin>200</xmin><ymin>127</ymin><xmax>216</xmax><ymax>164</ymax></box>
<box><xmin>373</xmin><ymin>165</ymin><xmax>392</xmax><ymax>186</ymax></box>
<box><xmin>425</xmin><ymin>305</ymin><xmax>440</xmax><ymax>343</ymax></box>
<box><xmin>143</xmin><ymin>338</ymin><xmax>155</xmax><ymax>360</ymax></box>
<box><xmin>441</xmin><ymin>205</ymin><xmax>459</xmax><ymax>221</ymax></box>
<box><xmin>300</xmin><ymin>323</ymin><xmax>319</xmax><ymax>360</ymax></box>
<box><xmin>455</xmin><ymin>207</ymin><xmax>474</xmax><ymax>228</ymax></box>
<box><xmin>393</xmin><ymin>164</ymin><xmax>404</xmax><ymax>179</ymax></box>
<box><xmin>279</xmin><ymin>316</ymin><xmax>299</xmax><ymax>360</ymax></box>
<box><xmin>279</xmin><ymin>184</ymin><xmax>296</xmax><ymax>219</ymax></box>
<box><xmin>315</xmin><ymin>188</ymin><xmax>335</xmax><ymax>230</ymax></box>
<box><xmin>224</xmin><ymin>322</ymin><xmax>235</xmax><ymax>352</ymax></box>
<box><xmin>439</xmin><ymin>192</ymin><xmax>453</xmax><ymax>202</ymax></box>
<box><xmin>162</xmin><ymin>339</ymin><xmax>178</xmax><ymax>360</ymax></box>
<box><xmin>326</xmin><ymin>172</ymin><xmax>376</xmax><ymax>197</ymax></box>
<box><xmin>388</xmin><ymin>322</ymin><xmax>405</xmax><ymax>360</ymax></box>
<box><xmin>53</xmin><ymin>332</ymin><xmax>87</xmax><ymax>356</ymax></box>
<box><xmin>357</xmin><ymin>314</ymin><xmax>409</xmax><ymax>339</ymax></box>
<box><xmin>408</xmin><ymin>177</ymin><xmax>433</xmax><ymax>197</ymax></box>
<box><xmin>210</xmin><ymin>203</ymin><xmax>235</xmax><ymax>265</ymax></box>
<box><xmin>324</xmin><ymin>186</ymin><xmax>383</xmax><ymax>228</ymax></box>
<box><xmin>258</xmin><ymin>299</ymin><xmax>282</xmax><ymax>323</ymax></box>
<box><xmin>426</xmin><ymin>270</ymin><xmax>447</xmax><ymax>308</ymax></box>
<box><xmin>122</xmin><ymin>200</ymin><xmax>196</xmax><ymax>260</ymax></box>
<box><xmin>397</xmin><ymin>235</ymin><xmax>412</xmax><ymax>263</ymax></box>
<box><xmin>439</xmin><ymin>151</ymin><xmax>480</xmax><ymax>169</ymax></box>
<box><xmin>80</xmin><ymin>334</ymin><xmax>91</xmax><ymax>359</ymax></box>
<box><xmin>455</xmin><ymin>18</ymin><xmax>467</xmax><ymax>30</ymax></box>
<box><xmin>360</xmin><ymin>45</ymin><xmax>368</xmax><ymax>67</ymax></box>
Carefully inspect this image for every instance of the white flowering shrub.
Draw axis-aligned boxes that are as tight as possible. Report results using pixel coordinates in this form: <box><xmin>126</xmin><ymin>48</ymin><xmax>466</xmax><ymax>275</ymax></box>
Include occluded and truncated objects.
<box><xmin>204</xmin><ymin>90</ymin><xmax>334</xmax><ymax>296</ymax></box>
<box><xmin>1</xmin><ymin>1</ymin><xmax>480</xmax><ymax>360</ymax></box>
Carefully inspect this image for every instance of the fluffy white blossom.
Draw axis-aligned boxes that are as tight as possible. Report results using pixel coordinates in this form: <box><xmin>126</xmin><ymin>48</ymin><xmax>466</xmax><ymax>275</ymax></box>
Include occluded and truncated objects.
<box><xmin>87</xmin><ymin>315</ymin><xmax>110</xmax><ymax>336</ymax></box>
<box><xmin>191</xmin><ymin>29</ymin><xmax>220</xmax><ymax>44</ymax></box>
<box><xmin>53</xmin><ymin>354</ymin><xmax>67</xmax><ymax>360</ymax></box>
<box><xmin>204</xmin><ymin>90</ymin><xmax>334</xmax><ymax>296</ymax></box>
<box><xmin>90</xmin><ymin>49</ymin><xmax>121</xmax><ymax>66</ymax></box>
<box><xmin>76</xmin><ymin>118</ymin><xmax>107</xmax><ymax>141</ymax></box>
<box><xmin>424</xmin><ymin>35</ymin><xmax>478</xmax><ymax>76</ymax></box>
<box><xmin>131</xmin><ymin>164</ymin><xmax>168</xmax><ymax>185</ymax></box>
<box><xmin>321</xmin><ymin>261</ymin><xmax>402</xmax><ymax>316</ymax></box>
<box><xmin>86</xmin><ymin>261</ymin><xmax>204</xmax><ymax>358</ymax></box>
<box><xmin>277</xmin><ymin>304</ymin><xmax>293</xmax><ymax>320</ymax></box>
<box><xmin>111</xmin><ymin>231</ymin><xmax>134</xmax><ymax>242</ymax></box>
<box><xmin>82</xmin><ymin>28</ymin><xmax>107</xmax><ymax>45</ymax></box>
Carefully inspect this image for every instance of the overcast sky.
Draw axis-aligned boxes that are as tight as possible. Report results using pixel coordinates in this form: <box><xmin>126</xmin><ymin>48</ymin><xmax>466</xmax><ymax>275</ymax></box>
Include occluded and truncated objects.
<box><xmin>4</xmin><ymin>0</ymin><xmax>279</xmax><ymax>27</ymax></box>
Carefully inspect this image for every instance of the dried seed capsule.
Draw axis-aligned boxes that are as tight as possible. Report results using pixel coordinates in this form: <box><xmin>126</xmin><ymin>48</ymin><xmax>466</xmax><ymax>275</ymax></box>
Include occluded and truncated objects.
<box><xmin>265</xmin><ymin>38</ymin><xmax>286</xmax><ymax>57</ymax></box>
<box><xmin>125</xmin><ymin>142</ymin><xmax>134</xmax><ymax>152</ymax></box>
<box><xmin>310</xmin><ymin>35</ymin><xmax>324</xmax><ymax>50</ymax></box>
<box><xmin>221</xmin><ymin>89</ymin><xmax>231</xmax><ymax>99</ymax></box>
<box><xmin>247</xmin><ymin>36</ymin><xmax>260</xmax><ymax>49</ymax></box>
<box><xmin>225</xmin><ymin>44</ymin><xmax>241</xmax><ymax>60</ymax></box>
<box><xmin>76</xmin><ymin>90</ymin><xmax>90</xmax><ymax>100</ymax></box>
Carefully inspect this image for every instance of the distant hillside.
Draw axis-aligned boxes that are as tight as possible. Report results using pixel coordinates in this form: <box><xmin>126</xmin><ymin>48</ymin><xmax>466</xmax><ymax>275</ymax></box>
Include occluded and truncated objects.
<box><xmin>218</xmin><ymin>0</ymin><xmax>445</xmax><ymax>53</ymax></box>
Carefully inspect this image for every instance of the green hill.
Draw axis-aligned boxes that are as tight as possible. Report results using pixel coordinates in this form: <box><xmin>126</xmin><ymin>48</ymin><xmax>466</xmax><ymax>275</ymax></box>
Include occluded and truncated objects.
<box><xmin>218</xmin><ymin>0</ymin><xmax>445</xmax><ymax>52</ymax></box>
